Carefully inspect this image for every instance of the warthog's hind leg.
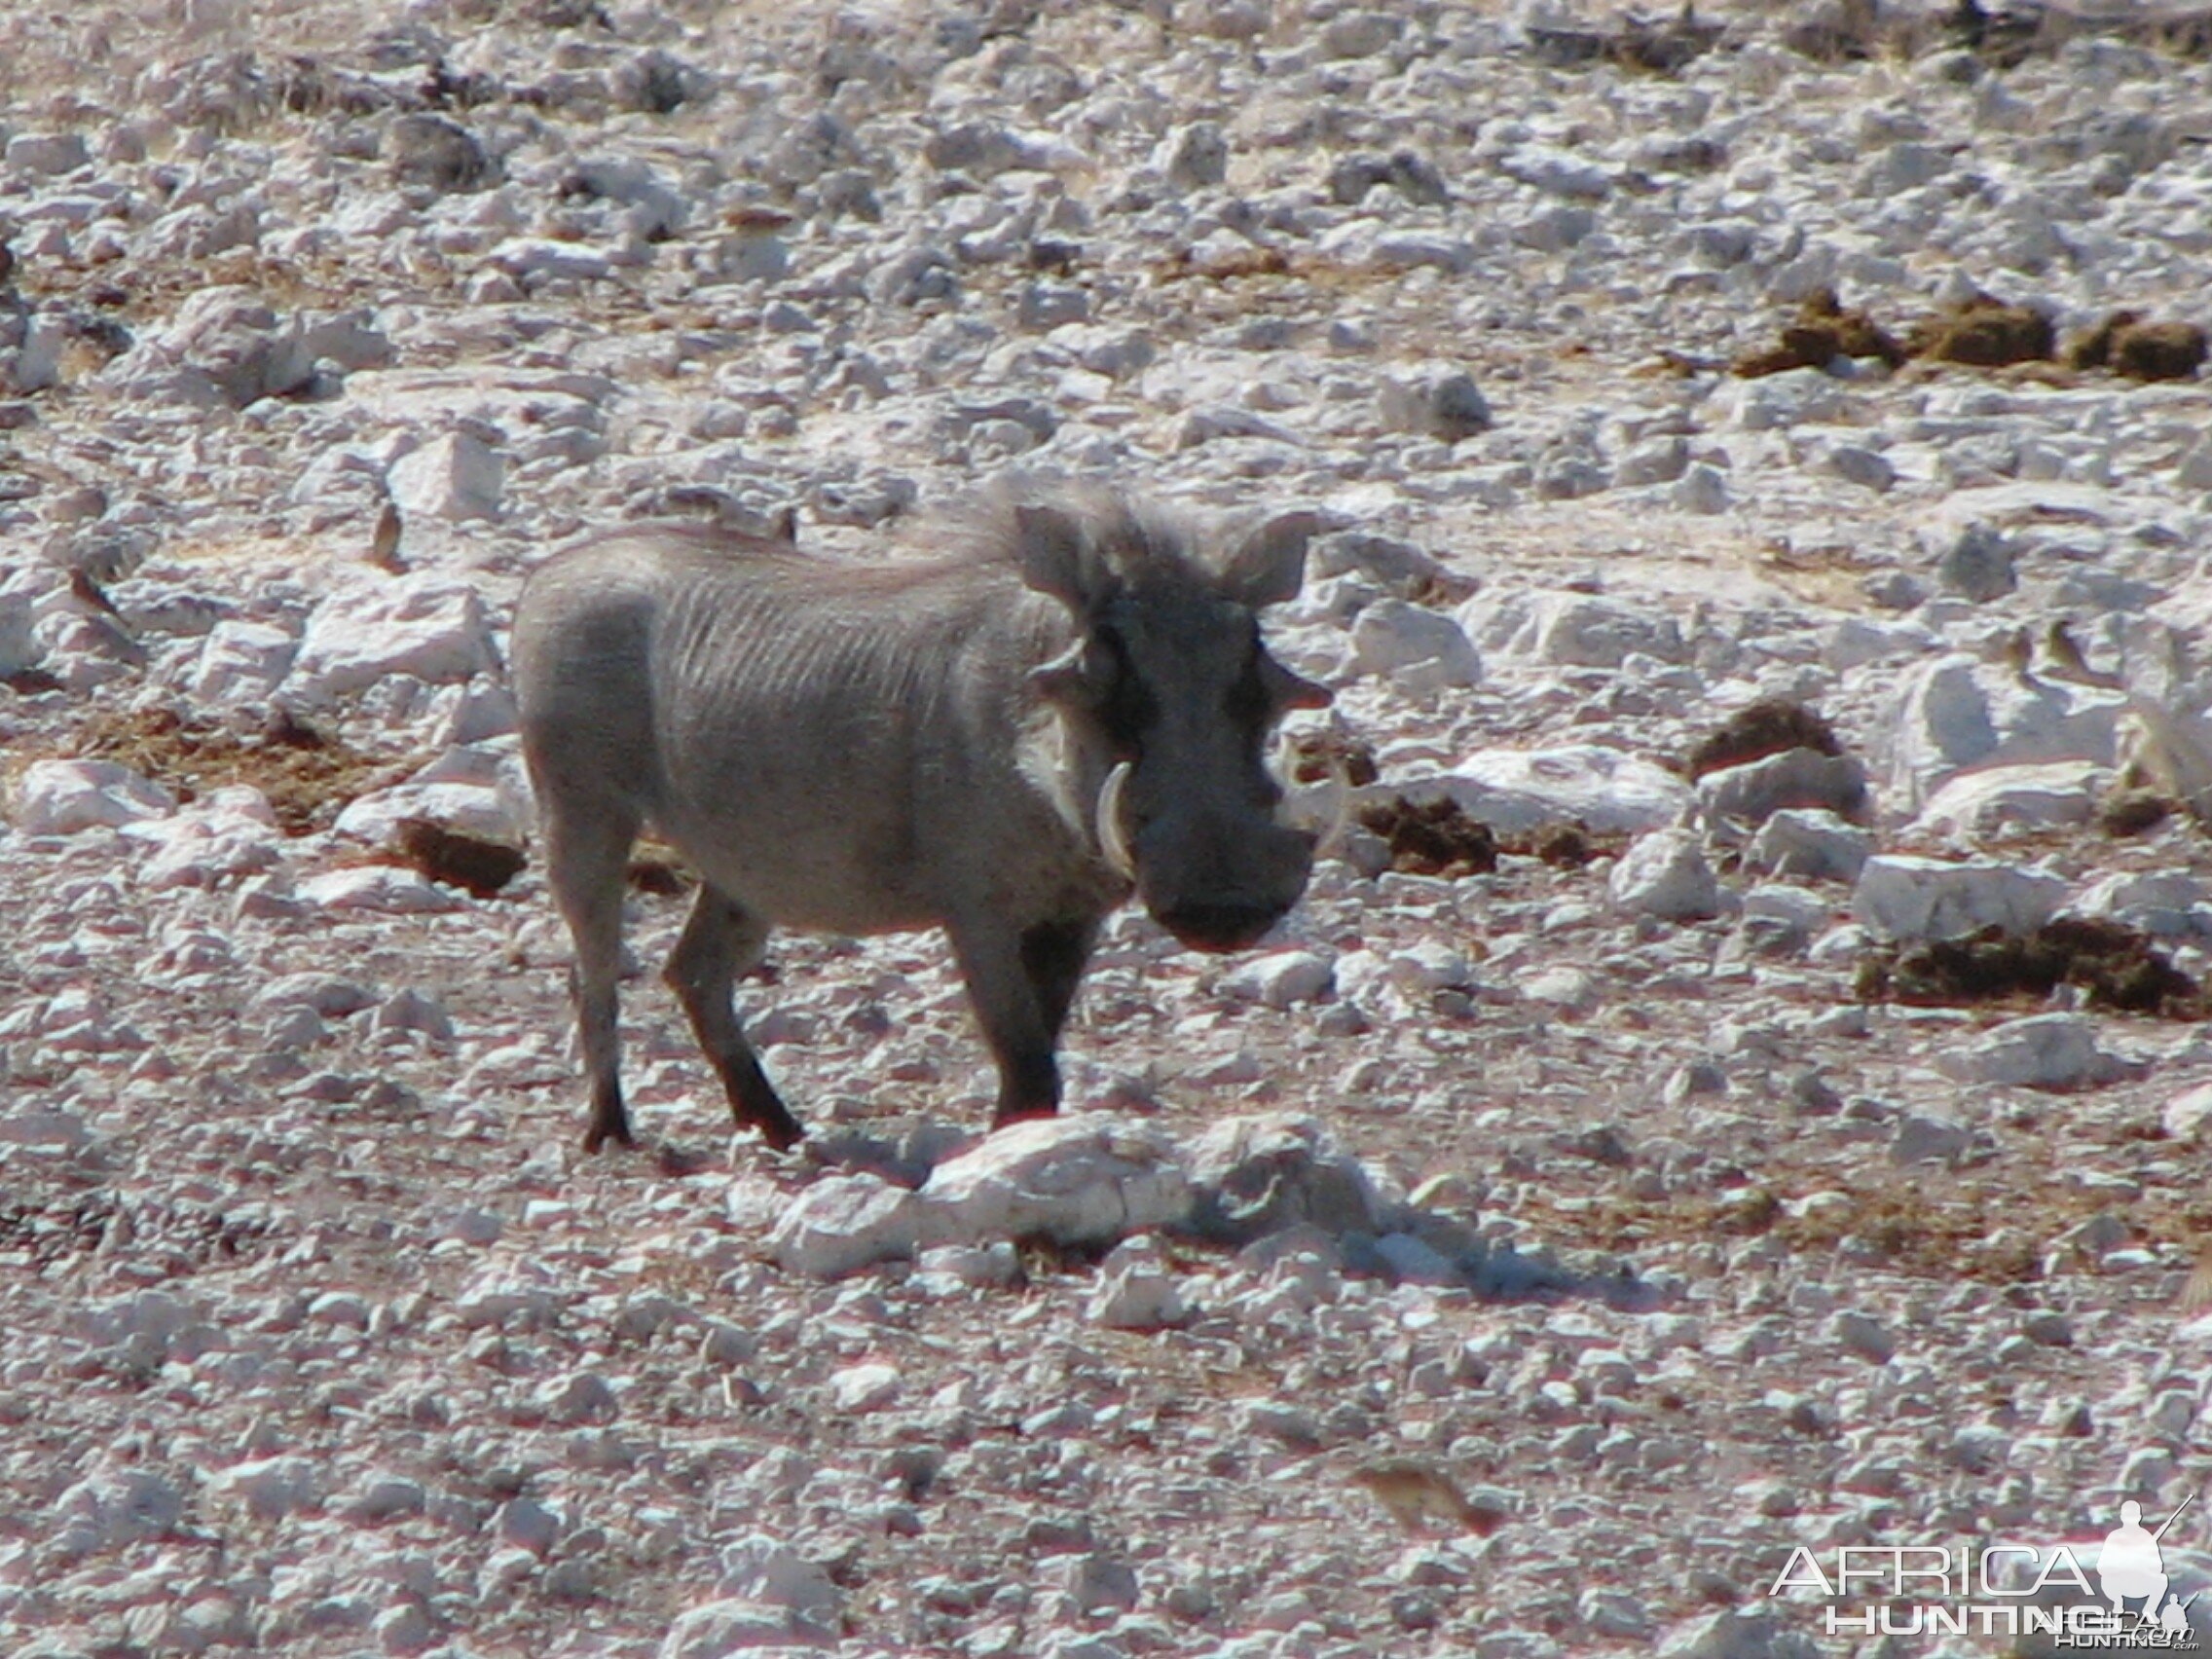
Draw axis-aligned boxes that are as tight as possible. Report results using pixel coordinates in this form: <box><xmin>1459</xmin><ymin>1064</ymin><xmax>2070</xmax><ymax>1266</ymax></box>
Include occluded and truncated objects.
<box><xmin>956</xmin><ymin>915</ymin><xmax>1095</xmax><ymax>1130</ymax></box>
<box><xmin>544</xmin><ymin>808</ymin><xmax>639</xmax><ymax>1154</ymax></box>
<box><xmin>665</xmin><ymin>885</ymin><xmax>805</xmax><ymax>1151</ymax></box>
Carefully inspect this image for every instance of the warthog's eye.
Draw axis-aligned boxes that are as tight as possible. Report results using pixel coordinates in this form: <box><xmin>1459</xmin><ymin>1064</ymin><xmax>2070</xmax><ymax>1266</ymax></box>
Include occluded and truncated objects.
<box><xmin>1093</xmin><ymin>623</ymin><xmax>1157</xmax><ymax>758</ymax></box>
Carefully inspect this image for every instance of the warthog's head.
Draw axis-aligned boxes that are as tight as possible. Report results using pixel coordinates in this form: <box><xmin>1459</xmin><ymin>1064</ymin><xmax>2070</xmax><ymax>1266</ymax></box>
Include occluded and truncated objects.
<box><xmin>1017</xmin><ymin>495</ymin><xmax>1335</xmax><ymax>952</ymax></box>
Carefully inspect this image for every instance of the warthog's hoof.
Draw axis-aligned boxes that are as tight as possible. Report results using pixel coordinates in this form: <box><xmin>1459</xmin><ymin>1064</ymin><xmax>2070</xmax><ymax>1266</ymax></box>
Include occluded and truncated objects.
<box><xmin>582</xmin><ymin>1121</ymin><xmax>636</xmax><ymax>1155</ymax></box>
<box><xmin>584</xmin><ymin>1088</ymin><xmax>635</xmax><ymax>1155</ymax></box>
<box><xmin>742</xmin><ymin>1104</ymin><xmax>806</xmax><ymax>1154</ymax></box>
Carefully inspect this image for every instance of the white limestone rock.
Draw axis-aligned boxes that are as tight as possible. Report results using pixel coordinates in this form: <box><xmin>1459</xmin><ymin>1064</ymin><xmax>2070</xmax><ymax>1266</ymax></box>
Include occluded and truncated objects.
<box><xmin>52</xmin><ymin>1470</ymin><xmax>187</xmax><ymax>1562</ymax></box>
<box><xmin>1088</xmin><ymin>1234</ymin><xmax>1189</xmax><ymax>1329</ymax></box>
<box><xmin>1322</xmin><ymin>8</ymin><xmax>1402</xmax><ymax>56</ymax></box>
<box><xmin>827</xmin><ymin>1361</ymin><xmax>900</xmax><ymax>1413</ymax></box>
<box><xmin>1608</xmin><ymin>830</ymin><xmax>1720</xmax><ymax>921</ymax></box>
<box><xmin>293</xmin><ymin>866</ymin><xmax>466</xmax><ymax>914</ymax></box>
<box><xmin>0</xmin><ymin>1107</ymin><xmax>92</xmax><ymax>1152</ymax></box>
<box><xmin>188</xmin><ymin>619</ymin><xmax>299</xmax><ymax>702</ymax></box>
<box><xmin>1854</xmin><ymin>855</ymin><xmax>2067</xmax><ymax>941</ymax></box>
<box><xmin>1744</xmin><ymin>809</ymin><xmax>1874</xmax><ymax>882</ymax></box>
<box><xmin>1183</xmin><ymin>1112</ymin><xmax>1388</xmax><ymax>1244</ymax></box>
<box><xmin>7</xmin><ymin>131</ymin><xmax>90</xmax><ymax>174</ymax></box>
<box><xmin>332</xmin><ymin>782</ymin><xmax>526</xmax><ymax>848</ymax></box>
<box><xmin>1697</xmin><ymin>749</ymin><xmax>1870</xmax><ymax>829</ymax></box>
<box><xmin>1825</xmin><ymin>615</ymin><xmax>1937</xmax><ymax>672</ymax></box>
<box><xmin>1470</xmin><ymin>590</ymin><xmax>1685</xmax><ymax>668</ymax></box>
<box><xmin>1349</xmin><ymin>600</ymin><xmax>1482</xmax><ymax>690</ymax></box>
<box><xmin>206</xmin><ymin>1456</ymin><xmax>322</xmax><ymax>1523</ymax></box>
<box><xmin>1615</xmin><ymin>432</ymin><xmax>1690</xmax><ymax>488</ymax></box>
<box><xmin>1734</xmin><ymin>884</ymin><xmax>1831</xmax><ymax>954</ymax></box>
<box><xmin>1882</xmin><ymin>653</ymin><xmax>2127</xmax><ymax>811</ymax></box>
<box><xmin>0</xmin><ymin>595</ymin><xmax>37</xmax><ymax>681</ymax></box>
<box><xmin>1524</xmin><ymin>963</ymin><xmax>1601</xmax><ymax>1009</ymax></box>
<box><xmin>1308</xmin><ymin>531</ymin><xmax>1453</xmax><ymax>599</ymax></box>
<box><xmin>1378</xmin><ymin>364</ymin><xmax>1492</xmax><ymax>441</ymax></box>
<box><xmin>387</xmin><ymin>431</ymin><xmax>504</xmax><ymax>524</ymax></box>
<box><xmin>1154</xmin><ymin>122</ymin><xmax>1228</xmax><ymax>191</ymax></box>
<box><xmin>1656</xmin><ymin>1606</ymin><xmax>1822</xmax><ymax>1659</ymax></box>
<box><xmin>2070</xmin><ymin>871</ymin><xmax>2212</xmax><ymax>940</ymax></box>
<box><xmin>658</xmin><ymin>1597</ymin><xmax>832</xmax><ymax>1658</ymax></box>
<box><xmin>1672</xmin><ymin>463</ymin><xmax>1732</xmax><ymax>515</ymax></box>
<box><xmin>253</xmin><ymin>973</ymin><xmax>379</xmax><ymax>1016</ymax></box>
<box><xmin>2163</xmin><ymin>1081</ymin><xmax>2212</xmax><ymax>1142</ymax></box>
<box><xmin>1403</xmin><ymin>746</ymin><xmax>1692</xmax><ymax>835</ymax></box>
<box><xmin>1220</xmin><ymin>949</ymin><xmax>1336</xmax><ymax>1010</ymax></box>
<box><xmin>718</xmin><ymin>1534</ymin><xmax>840</xmax><ymax>1624</ymax></box>
<box><xmin>98</xmin><ymin>286</ymin><xmax>389</xmax><ymax>408</ymax></box>
<box><xmin>1913</xmin><ymin>760</ymin><xmax>2108</xmax><ymax>837</ymax></box>
<box><xmin>1932</xmin><ymin>521</ymin><xmax>2016</xmax><ymax>602</ymax></box>
<box><xmin>0</xmin><ymin>310</ymin><xmax>64</xmax><ymax>396</ymax></box>
<box><xmin>1723</xmin><ymin>369</ymin><xmax>1847</xmax><ymax>430</ymax></box>
<box><xmin>341</xmin><ymin>365</ymin><xmax>615</xmax><ymax>469</ymax></box>
<box><xmin>121</xmin><ymin>789</ymin><xmax>283</xmax><ymax>889</ymax></box>
<box><xmin>917</xmin><ymin>1117</ymin><xmax>1191</xmax><ymax>1250</ymax></box>
<box><xmin>13</xmin><ymin>758</ymin><xmax>174</xmax><ymax>836</ymax></box>
<box><xmin>767</xmin><ymin>1173</ymin><xmax>923</xmax><ymax>1278</ymax></box>
<box><xmin>489</xmin><ymin>238</ymin><xmax>613</xmax><ymax>284</ymax></box>
<box><xmin>286</xmin><ymin>576</ymin><xmax>498</xmax><ymax>703</ymax></box>
<box><xmin>1936</xmin><ymin>1014</ymin><xmax>2135</xmax><ymax>1091</ymax></box>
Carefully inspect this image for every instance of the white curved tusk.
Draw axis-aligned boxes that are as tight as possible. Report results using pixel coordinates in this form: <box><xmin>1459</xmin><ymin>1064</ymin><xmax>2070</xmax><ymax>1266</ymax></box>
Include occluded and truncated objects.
<box><xmin>1309</xmin><ymin>752</ymin><xmax>1345</xmax><ymax>858</ymax></box>
<box><xmin>1095</xmin><ymin>761</ymin><xmax>1138</xmax><ymax>880</ymax></box>
<box><xmin>1307</xmin><ymin>751</ymin><xmax>1352</xmax><ymax>860</ymax></box>
<box><xmin>1275</xmin><ymin>750</ymin><xmax>1351</xmax><ymax>858</ymax></box>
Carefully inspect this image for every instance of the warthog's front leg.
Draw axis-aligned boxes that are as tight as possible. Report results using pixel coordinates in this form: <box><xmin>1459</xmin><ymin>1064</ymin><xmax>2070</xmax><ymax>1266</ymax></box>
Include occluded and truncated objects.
<box><xmin>953</xmin><ymin>914</ymin><xmax>1095</xmax><ymax>1130</ymax></box>
<box><xmin>665</xmin><ymin>885</ymin><xmax>805</xmax><ymax>1151</ymax></box>
<box><xmin>1020</xmin><ymin>917</ymin><xmax>1095</xmax><ymax>1050</ymax></box>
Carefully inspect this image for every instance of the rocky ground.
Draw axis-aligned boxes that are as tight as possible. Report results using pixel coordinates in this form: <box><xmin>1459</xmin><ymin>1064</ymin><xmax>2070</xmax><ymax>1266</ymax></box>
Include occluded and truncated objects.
<box><xmin>5</xmin><ymin>0</ymin><xmax>2212</xmax><ymax>1654</ymax></box>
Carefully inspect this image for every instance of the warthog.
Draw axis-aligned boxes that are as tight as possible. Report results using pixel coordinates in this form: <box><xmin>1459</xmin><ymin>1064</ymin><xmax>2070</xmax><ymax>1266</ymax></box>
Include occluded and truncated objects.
<box><xmin>511</xmin><ymin>487</ymin><xmax>1336</xmax><ymax>1153</ymax></box>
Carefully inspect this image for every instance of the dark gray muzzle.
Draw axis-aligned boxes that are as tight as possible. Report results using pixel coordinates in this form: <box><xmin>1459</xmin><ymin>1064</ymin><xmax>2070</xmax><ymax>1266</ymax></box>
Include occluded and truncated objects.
<box><xmin>1135</xmin><ymin>817</ymin><xmax>1317</xmax><ymax>954</ymax></box>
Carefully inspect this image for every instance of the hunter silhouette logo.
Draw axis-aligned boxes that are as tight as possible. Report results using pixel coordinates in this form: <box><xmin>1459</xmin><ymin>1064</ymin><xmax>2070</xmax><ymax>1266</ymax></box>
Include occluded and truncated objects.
<box><xmin>2101</xmin><ymin>1496</ymin><xmax>2197</xmax><ymax>1634</ymax></box>
<box><xmin>1770</xmin><ymin>1493</ymin><xmax>2203</xmax><ymax>1644</ymax></box>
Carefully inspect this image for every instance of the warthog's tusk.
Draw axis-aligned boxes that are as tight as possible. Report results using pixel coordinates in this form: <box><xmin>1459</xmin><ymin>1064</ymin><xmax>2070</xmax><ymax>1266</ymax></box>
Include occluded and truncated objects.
<box><xmin>1304</xmin><ymin>752</ymin><xmax>1353</xmax><ymax>859</ymax></box>
<box><xmin>1273</xmin><ymin>736</ymin><xmax>1351</xmax><ymax>858</ymax></box>
<box><xmin>1096</xmin><ymin>761</ymin><xmax>1138</xmax><ymax>880</ymax></box>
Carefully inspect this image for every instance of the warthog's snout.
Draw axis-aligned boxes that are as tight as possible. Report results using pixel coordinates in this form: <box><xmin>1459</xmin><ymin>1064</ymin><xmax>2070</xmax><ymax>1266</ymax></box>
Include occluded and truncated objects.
<box><xmin>1134</xmin><ymin>814</ymin><xmax>1316</xmax><ymax>953</ymax></box>
<box><xmin>1155</xmin><ymin>899</ymin><xmax>1293</xmax><ymax>953</ymax></box>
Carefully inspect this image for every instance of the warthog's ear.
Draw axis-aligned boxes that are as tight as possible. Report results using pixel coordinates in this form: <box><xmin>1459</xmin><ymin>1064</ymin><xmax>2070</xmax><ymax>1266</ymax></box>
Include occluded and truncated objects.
<box><xmin>1015</xmin><ymin>503</ymin><xmax>1101</xmax><ymax>613</ymax></box>
<box><xmin>1219</xmin><ymin>510</ymin><xmax>1319</xmax><ymax>608</ymax></box>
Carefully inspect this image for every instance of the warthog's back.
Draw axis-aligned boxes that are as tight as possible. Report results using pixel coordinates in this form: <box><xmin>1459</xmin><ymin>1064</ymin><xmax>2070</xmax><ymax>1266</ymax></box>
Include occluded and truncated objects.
<box><xmin>512</xmin><ymin>523</ymin><xmax>1087</xmax><ymax>934</ymax></box>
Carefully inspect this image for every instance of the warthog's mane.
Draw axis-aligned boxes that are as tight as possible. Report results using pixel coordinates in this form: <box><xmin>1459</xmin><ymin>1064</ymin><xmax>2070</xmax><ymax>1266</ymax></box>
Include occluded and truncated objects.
<box><xmin>949</xmin><ymin>482</ymin><xmax>1216</xmax><ymax>591</ymax></box>
<box><xmin>820</xmin><ymin>483</ymin><xmax>1223</xmax><ymax>600</ymax></box>
<box><xmin>608</xmin><ymin>486</ymin><xmax>1223</xmax><ymax>601</ymax></box>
